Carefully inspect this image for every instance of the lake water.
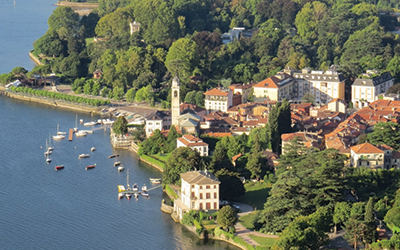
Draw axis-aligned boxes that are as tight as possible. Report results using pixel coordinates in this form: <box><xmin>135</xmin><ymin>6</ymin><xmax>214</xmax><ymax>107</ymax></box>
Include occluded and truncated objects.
<box><xmin>0</xmin><ymin>1</ymin><xmax>238</xmax><ymax>249</ymax></box>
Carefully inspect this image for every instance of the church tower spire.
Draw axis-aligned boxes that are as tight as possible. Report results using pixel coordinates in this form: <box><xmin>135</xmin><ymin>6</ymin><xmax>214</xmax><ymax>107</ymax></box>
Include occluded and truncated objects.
<box><xmin>171</xmin><ymin>76</ymin><xmax>180</xmax><ymax>129</ymax></box>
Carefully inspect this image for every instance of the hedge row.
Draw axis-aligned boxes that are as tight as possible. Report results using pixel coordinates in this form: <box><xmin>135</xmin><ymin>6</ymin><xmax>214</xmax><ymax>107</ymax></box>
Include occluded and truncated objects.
<box><xmin>10</xmin><ymin>86</ymin><xmax>110</xmax><ymax>107</ymax></box>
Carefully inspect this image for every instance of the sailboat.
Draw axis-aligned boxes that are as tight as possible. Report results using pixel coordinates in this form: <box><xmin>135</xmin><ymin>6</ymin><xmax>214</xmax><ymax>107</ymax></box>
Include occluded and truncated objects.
<box><xmin>125</xmin><ymin>169</ymin><xmax>132</xmax><ymax>200</ymax></box>
<box><xmin>44</xmin><ymin>139</ymin><xmax>52</xmax><ymax>156</ymax></box>
<box><xmin>53</xmin><ymin>124</ymin><xmax>65</xmax><ymax>140</ymax></box>
<box><xmin>48</xmin><ymin>134</ymin><xmax>54</xmax><ymax>151</ymax></box>
<box><xmin>74</xmin><ymin>114</ymin><xmax>79</xmax><ymax>132</ymax></box>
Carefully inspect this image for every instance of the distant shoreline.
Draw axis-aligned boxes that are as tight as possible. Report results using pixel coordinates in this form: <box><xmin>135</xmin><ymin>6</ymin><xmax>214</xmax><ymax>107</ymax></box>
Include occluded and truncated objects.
<box><xmin>54</xmin><ymin>1</ymin><xmax>99</xmax><ymax>8</ymax></box>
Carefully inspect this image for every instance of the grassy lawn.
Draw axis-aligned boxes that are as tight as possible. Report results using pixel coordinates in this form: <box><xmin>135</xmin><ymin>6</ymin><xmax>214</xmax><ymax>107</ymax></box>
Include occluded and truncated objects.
<box><xmin>238</xmin><ymin>210</ymin><xmax>260</xmax><ymax>230</ymax></box>
<box><xmin>249</xmin><ymin>235</ymin><xmax>277</xmax><ymax>247</ymax></box>
<box><xmin>151</xmin><ymin>152</ymin><xmax>172</xmax><ymax>163</ymax></box>
<box><xmin>237</xmin><ymin>182</ymin><xmax>272</xmax><ymax>210</ymax></box>
<box><xmin>165</xmin><ymin>184</ymin><xmax>178</xmax><ymax>199</ymax></box>
<box><xmin>85</xmin><ymin>37</ymin><xmax>95</xmax><ymax>45</ymax></box>
<box><xmin>140</xmin><ymin>154</ymin><xmax>165</xmax><ymax>169</ymax></box>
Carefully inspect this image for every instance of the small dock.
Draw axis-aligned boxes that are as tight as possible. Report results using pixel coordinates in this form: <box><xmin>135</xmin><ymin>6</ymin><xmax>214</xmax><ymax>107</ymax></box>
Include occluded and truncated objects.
<box><xmin>68</xmin><ymin>129</ymin><xmax>73</xmax><ymax>141</ymax></box>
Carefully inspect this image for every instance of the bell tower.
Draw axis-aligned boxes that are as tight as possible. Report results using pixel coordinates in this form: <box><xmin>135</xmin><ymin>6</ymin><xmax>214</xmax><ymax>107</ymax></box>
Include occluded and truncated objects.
<box><xmin>171</xmin><ymin>76</ymin><xmax>180</xmax><ymax>128</ymax></box>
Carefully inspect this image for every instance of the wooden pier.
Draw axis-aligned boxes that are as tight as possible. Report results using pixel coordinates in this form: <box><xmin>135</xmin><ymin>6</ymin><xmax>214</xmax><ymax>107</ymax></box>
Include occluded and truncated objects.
<box><xmin>68</xmin><ymin>129</ymin><xmax>73</xmax><ymax>141</ymax></box>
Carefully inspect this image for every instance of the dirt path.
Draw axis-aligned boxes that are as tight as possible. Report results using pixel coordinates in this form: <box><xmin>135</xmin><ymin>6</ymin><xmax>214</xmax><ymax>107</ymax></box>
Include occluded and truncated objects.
<box><xmin>232</xmin><ymin>202</ymin><xmax>279</xmax><ymax>247</ymax></box>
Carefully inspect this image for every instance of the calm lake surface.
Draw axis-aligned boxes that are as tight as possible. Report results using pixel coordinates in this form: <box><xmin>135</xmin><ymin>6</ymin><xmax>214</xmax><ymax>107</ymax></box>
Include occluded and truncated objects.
<box><xmin>0</xmin><ymin>1</ymin><xmax>238</xmax><ymax>249</ymax></box>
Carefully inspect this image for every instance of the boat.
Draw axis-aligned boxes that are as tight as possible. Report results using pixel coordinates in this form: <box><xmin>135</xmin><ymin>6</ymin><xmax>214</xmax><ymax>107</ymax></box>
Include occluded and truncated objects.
<box><xmin>91</xmin><ymin>147</ymin><xmax>96</xmax><ymax>151</ymax></box>
<box><xmin>141</xmin><ymin>190</ymin><xmax>149</xmax><ymax>198</ymax></box>
<box><xmin>103</xmin><ymin>119</ymin><xmax>114</xmax><ymax>125</ymax></box>
<box><xmin>141</xmin><ymin>184</ymin><xmax>147</xmax><ymax>192</ymax></box>
<box><xmin>48</xmin><ymin>135</ymin><xmax>54</xmax><ymax>151</ymax></box>
<box><xmin>85</xmin><ymin>164</ymin><xmax>96</xmax><ymax>170</ymax></box>
<box><xmin>46</xmin><ymin>155</ymin><xmax>51</xmax><ymax>164</ymax></box>
<box><xmin>132</xmin><ymin>183</ymin><xmax>139</xmax><ymax>192</ymax></box>
<box><xmin>55</xmin><ymin>165</ymin><xmax>64</xmax><ymax>171</ymax></box>
<box><xmin>80</xmin><ymin>130</ymin><xmax>93</xmax><ymax>134</ymax></box>
<box><xmin>78</xmin><ymin>154</ymin><xmax>90</xmax><ymax>159</ymax></box>
<box><xmin>44</xmin><ymin>139</ymin><xmax>52</xmax><ymax>156</ymax></box>
<box><xmin>53</xmin><ymin>124</ymin><xmax>65</xmax><ymax>140</ymax></box>
<box><xmin>150</xmin><ymin>178</ymin><xmax>161</xmax><ymax>184</ymax></box>
<box><xmin>75</xmin><ymin>131</ymin><xmax>87</xmax><ymax>137</ymax></box>
<box><xmin>108</xmin><ymin>154</ymin><xmax>119</xmax><ymax>158</ymax></box>
<box><xmin>118</xmin><ymin>166</ymin><xmax>125</xmax><ymax>172</ymax></box>
<box><xmin>83</xmin><ymin>121</ymin><xmax>97</xmax><ymax>126</ymax></box>
<box><xmin>114</xmin><ymin>161</ymin><xmax>121</xmax><ymax>167</ymax></box>
<box><xmin>118</xmin><ymin>192</ymin><xmax>125</xmax><ymax>199</ymax></box>
<box><xmin>134</xmin><ymin>192</ymin><xmax>139</xmax><ymax>199</ymax></box>
<box><xmin>74</xmin><ymin>114</ymin><xmax>79</xmax><ymax>132</ymax></box>
<box><xmin>57</xmin><ymin>131</ymin><xmax>66</xmax><ymax>135</ymax></box>
<box><xmin>125</xmin><ymin>170</ymin><xmax>132</xmax><ymax>199</ymax></box>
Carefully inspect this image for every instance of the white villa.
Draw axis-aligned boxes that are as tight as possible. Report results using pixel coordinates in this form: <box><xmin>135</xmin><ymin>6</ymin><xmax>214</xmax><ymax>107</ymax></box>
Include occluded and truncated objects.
<box><xmin>173</xmin><ymin>170</ymin><xmax>220</xmax><ymax>221</ymax></box>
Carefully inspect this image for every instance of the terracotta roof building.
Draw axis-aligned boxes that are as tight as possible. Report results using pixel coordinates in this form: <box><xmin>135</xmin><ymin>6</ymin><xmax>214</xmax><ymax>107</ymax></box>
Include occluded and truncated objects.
<box><xmin>173</xmin><ymin>170</ymin><xmax>220</xmax><ymax>221</ymax></box>
<box><xmin>204</xmin><ymin>87</ymin><xmax>233</xmax><ymax>113</ymax></box>
<box><xmin>177</xmin><ymin>134</ymin><xmax>209</xmax><ymax>156</ymax></box>
<box><xmin>350</xmin><ymin>142</ymin><xmax>385</xmax><ymax>169</ymax></box>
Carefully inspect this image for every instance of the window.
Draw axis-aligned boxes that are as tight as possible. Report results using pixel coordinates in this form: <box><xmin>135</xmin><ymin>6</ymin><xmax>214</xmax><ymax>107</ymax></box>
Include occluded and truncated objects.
<box><xmin>174</xmin><ymin>90</ymin><xmax>178</xmax><ymax>97</ymax></box>
<box><xmin>214</xmin><ymin>202</ymin><xmax>217</xmax><ymax>209</ymax></box>
<box><xmin>206</xmin><ymin>193</ymin><xmax>210</xmax><ymax>199</ymax></box>
<box><xmin>206</xmin><ymin>203</ymin><xmax>211</xmax><ymax>210</ymax></box>
<box><xmin>214</xmin><ymin>193</ymin><xmax>217</xmax><ymax>199</ymax></box>
<box><xmin>206</xmin><ymin>185</ymin><xmax>210</xmax><ymax>189</ymax></box>
<box><xmin>214</xmin><ymin>185</ymin><xmax>216</xmax><ymax>189</ymax></box>
<box><xmin>191</xmin><ymin>185</ymin><xmax>194</xmax><ymax>188</ymax></box>
<box><xmin>200</xmin><ymin>203</ymin><xmax>203</xmax><ymax>210</ymax></box>
<box><xmin>148</xmin><ymin>122</ymin><xmax>153</xmax><ymax>125</ymax></box>
<box><xmin>200</xmin><ymin>193</ymin><xmax>203</xmax><ymax>199</ymax></box>
<box><xmin>200</xmin><ymin>186</ymin><xmax>202</xmax><ymax>189</ymax></box>
<box><xmin>191</xmin><ymin>192</ymin><xmax>195</xmax><ymax>198</ymax></box>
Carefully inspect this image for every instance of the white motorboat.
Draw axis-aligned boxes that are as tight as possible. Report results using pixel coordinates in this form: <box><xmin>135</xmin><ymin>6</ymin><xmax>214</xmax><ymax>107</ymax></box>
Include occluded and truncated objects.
<box><xmin>141</xmin><ymin>184</ymin><xmax>147</xmax><ymax>192</ymax></box>
<box><xmin>80</xmin><ymin>130</ymin><xmax>93</xmax><ymax>134</ymax></box>
<box><xmin>150</xmin><ymin>178</ymin><xmax>161</xmax><ymax>184</ymax></box>
<box><xmin>132</xmin><ymin>183</ymin><xmax>139</xmax><ymax>192</ymax></box>
<box><xmin>126</xmin><ymin>193</ymin><xmax>132</xmax><ymax>200</ymax></box>
<box><xmin>75</xmin><ymin>131</ymin><xmax>87</xmax><ymax>137</ymax></box>
<box><xmin>118</xmin><ymin>166</ymin><xmax>125</xmax><ymax>172</ymax></box>
<box><xmin>141</xmin><ymin>190</ymin><xmax>149</xmax><ymax>198</ymax></box>
<box><xmin>83</xmin><ymin>121</ymin><xmax>97</xmax><ymax>126</ymax></box>
<box><xmin>103</xmin><ymin>119</ymin><xmax>114</xmax><ymax>125</ymax></box>
<box><xmin>134</xmin><ymin>192</ymin><xmax>139</xmax><ymax>199</ymax></box>
<box><xmin>78</xmin><ymin>154</ymin><xmax>90</xmax><ymax>159</ymax></box>
<box><xmin>114</xmin><ymin>161</ymin><xmax>121</xmax><ymax>167</ymax></box>
<box><xmin>44</xmin><ymin>150</ymin><xmax>52</xmax><ymax>157</ymax></box>
<box><xmin>57</xmin><ymin>131</ymin><xmax>66</xmax><ymax>135</ymax></box>
<box><xmin>118</xmin><ymin>192</ymin><xmax>125</xmax><ymax>199</ymax></box>
<box><xmin>91</xmin><ymin>147</ymin><xmax>96</xmax><ymax>151</ymax></box>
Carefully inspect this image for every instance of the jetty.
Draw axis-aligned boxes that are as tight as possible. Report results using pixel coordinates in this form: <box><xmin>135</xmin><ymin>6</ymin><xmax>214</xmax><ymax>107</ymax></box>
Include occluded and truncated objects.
<box><xmin>68</xmin><ymin>128</ymin><xmax>73</xmax><ymax>141</ymax></box>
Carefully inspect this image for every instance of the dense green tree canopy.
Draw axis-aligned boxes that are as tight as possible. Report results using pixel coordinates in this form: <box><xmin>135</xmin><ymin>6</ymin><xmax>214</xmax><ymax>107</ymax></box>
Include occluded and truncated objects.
<box><xmin>163</xmin><ymin>147</ymin><xmax>202</xmax><ymax>185</ymax></box>
<box><xmin>113</xmin><ymin>116</ymin><xmax>128</xmax><ymax>135</ymax></box>
<box><xmin>217</xmin><ymin>205</ymin><xmax>237</xmax><ymax>229</ymax></box>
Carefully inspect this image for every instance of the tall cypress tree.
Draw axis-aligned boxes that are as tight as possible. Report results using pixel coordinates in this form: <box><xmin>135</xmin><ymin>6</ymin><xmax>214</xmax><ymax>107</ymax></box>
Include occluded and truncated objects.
<box><xmin>267</xmin><ymin>104</ymin><xmax>280</xmax><ymax>153</ymax></box>
<box><xmin>364</xmin><ymin>197</ymin><xmax>377</xmax><ymax>246</ymax></box>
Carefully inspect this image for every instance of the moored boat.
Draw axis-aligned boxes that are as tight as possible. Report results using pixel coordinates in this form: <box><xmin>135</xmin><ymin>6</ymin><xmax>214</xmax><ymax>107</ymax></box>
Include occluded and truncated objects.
<box><xmin>132</xmin><ymin>183</ymin><xmax>139</xmax><ymax>192</ymax></box>
<box><xmin>150</xmin><ymin>178</ymin><xmax>161</xmax><ymax>184</ymax></box>
<box><xmin>118</xmin><ymin>166</ymin><xmax>125</xmax><ymax>172</ymax></box>
<box><xmin>46</xmin><ymin>155</ymin><xmax>51</xmax><ymax>164</ymax></box>
<box><xmin>141</xmin><ymin>190</ymin><xmax>149</xmax><ymax>198</ymax></box>
<box><xmin>118</xmin><ymin>192</ymin><xmax>125</xmax><ymax>199</ymax></box>
<box><xmin>78</xmin><ymin>154</ymin><xmax>90</xmax><ymax>159</ymax></box>
<box><xmin>85</xmin><ymin>164</ymin><xmax>96</xmax><ymax>170</ymax></box>
<box><xmin>91</xmin><ymin>147</ymin><xmax>96</xmax><ymax>151</ymax></box>
<box><xmin>53</xmin><ymin>124</ymin><xmax>65</xmax><ymax>140</ymax></box>
<box><xmin>83</xmin><ymin>121</ymin><xmax>97</xmax><ymax>126</ymax></box>
<box><xmin>108</xmin><ymin>154</ymin><xmax>119</xmax><ymax>158</ymax></box>
<box><xmin>141</xmin><ymin>184</ymin><xmax>147</xmax><ymax>192</ymax></box>
<box><xmin>75</xmin><ymin>131</ymin><xmax>87</xmax><ymax>137</ymax></box>
<box><xmin>55</xmin><ymin>165</ymin><xmax>64</xmax><ymax>171</ymax></box>
<box><xmin>114</xmin><ymin>161</ymin><xmax>121</xmax><ymax>167</ymax></box>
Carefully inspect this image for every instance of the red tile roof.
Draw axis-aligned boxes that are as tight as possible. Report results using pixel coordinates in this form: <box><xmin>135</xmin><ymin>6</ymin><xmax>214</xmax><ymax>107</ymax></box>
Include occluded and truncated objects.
<box><xmin>203</xmin><ymin>87</ymin><xmax>229</xmax><ymax>96</ymax></box>
<box><xmin>350</xmin><ymin>143</ymin><xmax>384</xmax><ymax>154</ymax></box>
<box><xmin>253</xmin><ymin>76</ymin><xmax>280</xmax><ymax>89</ymax></box>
